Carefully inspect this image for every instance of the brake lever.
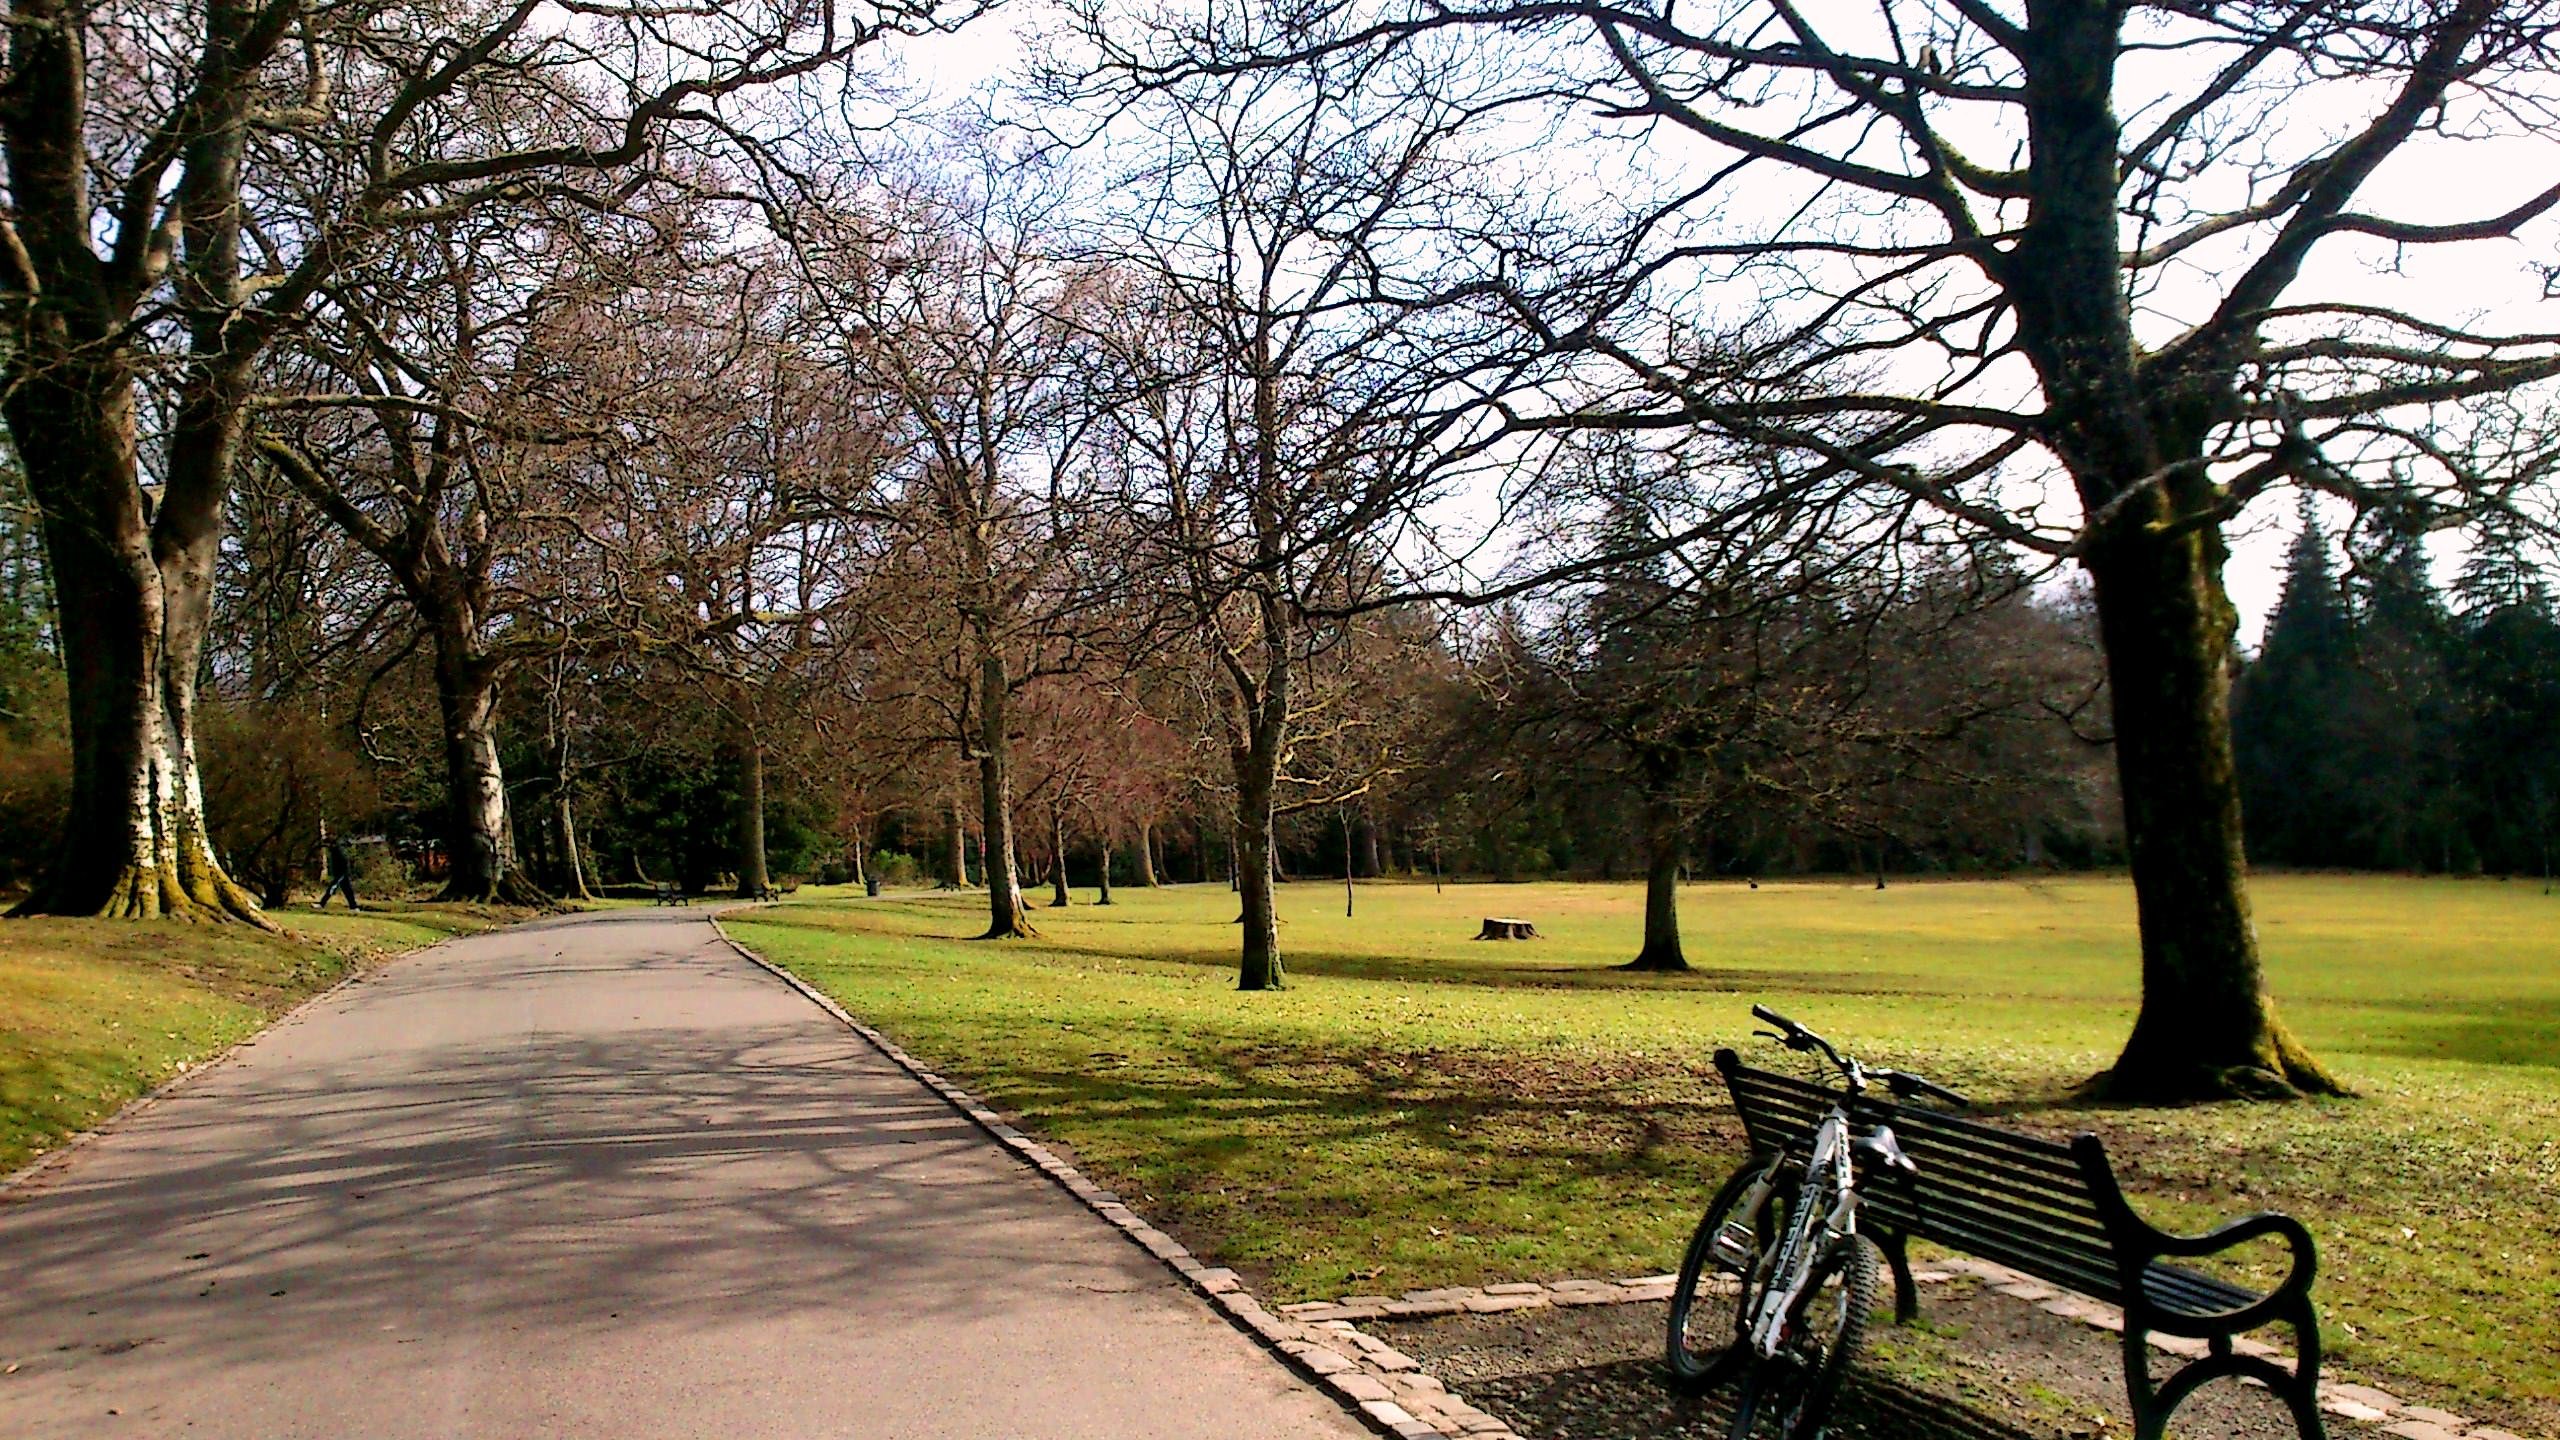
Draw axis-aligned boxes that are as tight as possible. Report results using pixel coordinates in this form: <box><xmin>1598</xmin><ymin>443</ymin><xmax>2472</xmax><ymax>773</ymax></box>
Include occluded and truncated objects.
<box><xmin>1754</xmin><ymin>1029</ymin><xmax>1786</xmax><ymax>1044</ymax></box>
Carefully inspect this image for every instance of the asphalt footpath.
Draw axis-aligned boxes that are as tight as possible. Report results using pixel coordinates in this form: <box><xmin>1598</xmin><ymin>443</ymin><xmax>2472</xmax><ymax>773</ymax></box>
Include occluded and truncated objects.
<box><xmin>0</xmin><ymin>906</ymin><xmax>1369</xmax><ymax>1440</ymax></box>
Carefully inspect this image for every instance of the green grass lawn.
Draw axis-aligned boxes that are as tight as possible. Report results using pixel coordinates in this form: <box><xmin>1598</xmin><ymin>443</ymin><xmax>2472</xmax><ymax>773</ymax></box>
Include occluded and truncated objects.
<box><xmin>728</xmin><ymin>874</ymin><xmax>2560</xmax><ymax>1432</ymax></box>
<box><xmin>1</xmin><ymin>899</ymin><xmax>532</xmax><ymax>1178</ymax></box>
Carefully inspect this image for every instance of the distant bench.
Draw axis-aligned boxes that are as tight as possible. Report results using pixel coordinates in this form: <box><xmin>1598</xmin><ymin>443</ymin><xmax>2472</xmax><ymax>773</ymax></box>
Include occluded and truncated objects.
<box><xmin>653</xmin><ymin>881</ymin><xmax>688</xmax><ymax>907</ymax></box>
<box><xmin>1717</xmin><ymin>1050</ymin><xmax>2327</xmax><ymax>1440</ymax></box>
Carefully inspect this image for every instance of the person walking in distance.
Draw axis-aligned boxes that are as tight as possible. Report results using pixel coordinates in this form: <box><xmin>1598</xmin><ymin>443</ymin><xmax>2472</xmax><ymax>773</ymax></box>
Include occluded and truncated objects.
<box><xmin>320</xmin><ymin>833</ymin><xmax>361</xmax><ymax>910</ymax></box>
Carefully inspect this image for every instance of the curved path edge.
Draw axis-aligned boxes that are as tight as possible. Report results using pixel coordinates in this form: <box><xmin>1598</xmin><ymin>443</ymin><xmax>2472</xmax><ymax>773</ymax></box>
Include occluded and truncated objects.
<box><xmin>715</xmin><ymin>912</ymin><xmax>1474</xmax><ymax>1440</ymax></box>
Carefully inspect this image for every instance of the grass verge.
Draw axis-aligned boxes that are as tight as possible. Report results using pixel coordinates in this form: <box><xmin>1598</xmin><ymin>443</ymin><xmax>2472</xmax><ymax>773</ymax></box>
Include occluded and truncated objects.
<box><xmin>1</xmin><ymin>899</ymin><xmax>537</xmax><ymax>1178</ymax></box>
<box><xmin>728</xmin><ymin>874</ymin><xmax>2559</xmax><ymax>1433</ymax></box>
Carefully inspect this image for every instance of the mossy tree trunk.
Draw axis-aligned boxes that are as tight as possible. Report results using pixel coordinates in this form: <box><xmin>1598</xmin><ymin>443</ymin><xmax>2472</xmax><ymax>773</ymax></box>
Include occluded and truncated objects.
<box><xmin>2081</xmin><ymin>515</ymin><xmax>2339</xmax><ymax>1099</ymax></box>
<box><xmin>3</xmin><ymin>358</ymin><xmax>265</xmax><ymax>923</ymax></box>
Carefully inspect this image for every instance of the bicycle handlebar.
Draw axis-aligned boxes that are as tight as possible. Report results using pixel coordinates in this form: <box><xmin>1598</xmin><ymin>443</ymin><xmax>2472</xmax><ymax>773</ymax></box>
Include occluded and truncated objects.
<box><xmin>1880</xmin><ymin>1069</ymin><xmax>1971</xmax><ymax>1109</ymax></box>
<box><xmin>1747</xmin><ymin>1005</ymin><xmax>1967</xmax><ymax>1107</ymax></box>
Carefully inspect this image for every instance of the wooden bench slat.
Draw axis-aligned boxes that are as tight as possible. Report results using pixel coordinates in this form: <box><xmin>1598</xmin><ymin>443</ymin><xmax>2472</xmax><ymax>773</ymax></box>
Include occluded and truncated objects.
<box><xmin>2142</xmin><ymin>1263</ymin><xmax>2259</xmax><ymax>1318</ymax></box>
<box><xmin>1882</xmin><ymin>1140</ymin><xmax>2112</xmax><ymax>1221</ymax></box>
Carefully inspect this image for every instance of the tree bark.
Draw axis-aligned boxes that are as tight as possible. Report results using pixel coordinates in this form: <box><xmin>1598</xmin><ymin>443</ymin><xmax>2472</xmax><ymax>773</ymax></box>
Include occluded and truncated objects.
<box><xmin>1096</xmin><ymin>835</ymin><xmax>1114</xmax><ymax>905</ymax></box>
<box><xmin>2082</xmin><ymin>521</ymin><xmax>2340</xmax><ymax>1099</ymax></box>
<box><xmin>1049</xmin><ymin>804</ymin><xmax>1071</xmax><ymax>907</ymax></box>
<box><xmin>1624</xmin><ymin>784</ymin><xmax>1689</xmax><ymax>972</ymax></box>
<box><xmin>0</xmin><ymin>1</ymin><xmax>275</xmax><ymax>925</ymax></box>
<box><xmin>428</xmin><ymin>619</ymin><xmax>544</xmax><ymax>906</ymax></box>
<box><xmin>1233</xmin><ymin>706</ymin><xmax>1286</xmax><ymax>989</ymax></box>
<box><xmin>1136</xmin><ymin>818</ymin><xmax>1159</xmax><ymax>886</ymax></box>
<box><xmin>549</xmin><ymin>702</ymin><xmax>595</xmax><ymax>901</ymax></box>
<box><xmin>974</xmin><ymin>646</ymin><xmax>1035</xmax><ymax>937</ymax></box>
<box><xmin>734</xmin><ymin>735</ymin><xmax>770</xmax><ymax>899</ymax></box>
<box><xmin>943</xmin><ymin>795</ymin><xmax>969</xmax><ymax>888</ymax></box>
<box><xmin>555</xmin><ymin>785</ymin><xmax>594</xmax><ymax>901</ymax></box>
<box><xmin>3</xmin><ymin>357</ymin><xmax>264</xmax><ymax>922</ymax></box>
<box><xmin>1342</xmin><ymin>809</ymin><xmax>1357</xmax><ymax>918</ymax></box>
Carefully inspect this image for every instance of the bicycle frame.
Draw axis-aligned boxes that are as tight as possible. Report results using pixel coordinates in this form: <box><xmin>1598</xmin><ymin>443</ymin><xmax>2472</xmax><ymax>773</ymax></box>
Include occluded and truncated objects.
<box><xmin>1742</xmin><ymin>1101</ymin><xmax>1862</xmax><ymax>1359</ymax></box>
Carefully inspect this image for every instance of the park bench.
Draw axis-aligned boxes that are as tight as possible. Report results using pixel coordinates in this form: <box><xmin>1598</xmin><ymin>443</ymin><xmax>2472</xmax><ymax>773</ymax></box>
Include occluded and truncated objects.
<box><xmin>653</xmin><ymin>881</ymin><xmax>688</xmax><ymax>906</ymax></box>
<box><xmin>1715</xmin><ymin>1049</ymin><xmax>2327</xmax><ymax>1440</ymax></box>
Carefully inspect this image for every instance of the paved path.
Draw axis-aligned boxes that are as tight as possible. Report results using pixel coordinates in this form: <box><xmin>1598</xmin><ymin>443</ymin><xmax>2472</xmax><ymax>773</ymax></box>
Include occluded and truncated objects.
<box><xmin>0</xmin><ymin>908</ymin><xmax>1369</xmax><ymax>1440</ymax></box>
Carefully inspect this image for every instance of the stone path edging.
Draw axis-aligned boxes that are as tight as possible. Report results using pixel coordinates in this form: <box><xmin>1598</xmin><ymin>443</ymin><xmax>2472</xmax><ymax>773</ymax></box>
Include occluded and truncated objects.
<box><xmin>711</xmin><ymin>918</ymin><xmax>1479</xmax><ymax>1438</ymax></box>
<box><xmin>712</xmin><ymin>920</ymin><xmax>2530</xmax><ymax>1440</ymax></box>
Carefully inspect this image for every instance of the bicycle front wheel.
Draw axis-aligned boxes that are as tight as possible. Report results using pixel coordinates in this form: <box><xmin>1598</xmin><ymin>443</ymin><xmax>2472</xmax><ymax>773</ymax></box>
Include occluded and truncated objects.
<box><xmin>1727</xmin><ymin>1233</ymin><xmax>1880</xmax><ymax>1440</ymax></box>
<box><xmin>1665</xmin><ymin>1156</ymin><xmax>1786</xmax><ymax>1392</ymax></box>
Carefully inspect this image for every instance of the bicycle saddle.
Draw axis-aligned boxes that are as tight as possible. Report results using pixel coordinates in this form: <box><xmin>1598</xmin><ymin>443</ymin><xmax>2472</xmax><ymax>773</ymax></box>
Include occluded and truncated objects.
<box><xmin>1852</xmin><ymin>1124</ymin><xmax>1917</xmax><ymax>1176</ymax></box>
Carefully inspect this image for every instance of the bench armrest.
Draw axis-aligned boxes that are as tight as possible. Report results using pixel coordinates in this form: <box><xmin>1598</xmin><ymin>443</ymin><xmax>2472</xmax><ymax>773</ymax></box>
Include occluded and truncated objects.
<box><xmin>2131</xmin><ymin>1210</ymin><xmax>2319</xmax><ymax>1333</ymax></box>
<box><xmin>2156</xmin><ymin>1212</ymin><xmax>2316</xmax><ymax>1289</ymax></box>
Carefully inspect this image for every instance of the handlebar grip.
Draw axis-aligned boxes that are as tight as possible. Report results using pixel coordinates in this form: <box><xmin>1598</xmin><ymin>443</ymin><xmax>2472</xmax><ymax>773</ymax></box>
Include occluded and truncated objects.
<box><xmin>1886</xmin><ymin>1071</ymin><xmax>1971</xmax><ymax>1108</ymax></box>
<box><xmin>1751</xmin><ymin>1004</ymin><xmax>1797</xmax><ymax>1033</ymax></box>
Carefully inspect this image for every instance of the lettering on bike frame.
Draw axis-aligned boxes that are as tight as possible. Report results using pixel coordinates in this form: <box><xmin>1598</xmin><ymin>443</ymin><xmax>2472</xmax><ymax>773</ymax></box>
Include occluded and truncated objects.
<box><xmin>1744</xmin><ymin>1103</ymin><xmax>1863</xmax><ymax>1359</ymax></box>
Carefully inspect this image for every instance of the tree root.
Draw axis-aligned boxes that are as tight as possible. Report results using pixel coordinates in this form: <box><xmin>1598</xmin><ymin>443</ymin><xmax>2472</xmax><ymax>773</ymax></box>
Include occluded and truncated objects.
<box><xmin>436</xmin><ymin>866</ymin><xmax>557</xmax><ymax>909</ymax></box>
<box><xmin>9</xmin><ymin>858</ymin><xmax>275</xmax><ymax>927</ymax></box>
<box><xmin>2084</xmin><ymin>1016</ymin><xmax>2352</xmax><ymax>1104</ymax></box>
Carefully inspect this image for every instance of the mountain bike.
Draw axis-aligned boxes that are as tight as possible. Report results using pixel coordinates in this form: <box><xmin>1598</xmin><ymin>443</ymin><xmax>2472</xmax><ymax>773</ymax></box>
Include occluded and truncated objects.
<box><xmin>1665</xmin><ymin>1006</ymin><xmax>1970</xmax><ymax>1440</ymax></box>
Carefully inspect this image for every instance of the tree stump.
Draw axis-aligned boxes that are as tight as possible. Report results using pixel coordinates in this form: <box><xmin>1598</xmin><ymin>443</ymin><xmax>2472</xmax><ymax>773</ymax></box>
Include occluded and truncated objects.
<box><xmin>1475</xmin><ymin>916</ymin><xmax>1541</xmax><ymax>940</ymax></box>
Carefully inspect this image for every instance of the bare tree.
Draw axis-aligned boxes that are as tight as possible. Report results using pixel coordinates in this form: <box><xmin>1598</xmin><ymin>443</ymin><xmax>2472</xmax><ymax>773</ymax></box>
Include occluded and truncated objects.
<box><xmin>1071</xmin><ymin>0</ymin><xmax>2560</xmax><ymax>1095</ymax></box>
<box><xmin>784</xmin><ymin>152</ymin><xmax>1112</xmax><ymax>938</ymax></box>
<box><xmin>1084</xmin><ymin>57</ymin><xmax>1486</xmax><ymax>986</ymax></box>
<box><xmin>0</xmin><ymin>0</ymin><xmax>966</xmax><ymax>919</ymax></box>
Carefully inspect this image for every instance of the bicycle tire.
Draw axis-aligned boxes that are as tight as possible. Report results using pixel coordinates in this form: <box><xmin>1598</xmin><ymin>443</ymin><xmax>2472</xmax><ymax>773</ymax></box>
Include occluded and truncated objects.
<box><xmin>1665</xmin><ymin>1156</ymin><xmax>1786</xmax><ymax>1391</ymax></box>
<box><xmin>1730</xmin><ymin>1235</ymin><xmax>1882</xmax><ymax>1440</ymax></box>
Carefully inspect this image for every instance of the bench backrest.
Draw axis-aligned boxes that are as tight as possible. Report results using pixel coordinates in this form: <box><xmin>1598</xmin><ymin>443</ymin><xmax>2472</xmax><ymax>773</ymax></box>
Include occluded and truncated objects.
<box><xmin>1715</xmin><ymin>1050</ymin><xmax>2130</xmax><ymax>1305</ymax></box>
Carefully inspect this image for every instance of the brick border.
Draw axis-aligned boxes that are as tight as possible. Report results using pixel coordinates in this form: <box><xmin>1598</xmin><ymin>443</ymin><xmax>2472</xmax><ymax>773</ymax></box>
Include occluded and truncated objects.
<box><xmin>714</xmin><ymin>916</ymin><xmax>1528</xmax><ymax>1438</ymax></box>
<box><xmin>711</xmin><ymin>919</ymin><xmax>2537</xmax><ymax>1440</ymax></box>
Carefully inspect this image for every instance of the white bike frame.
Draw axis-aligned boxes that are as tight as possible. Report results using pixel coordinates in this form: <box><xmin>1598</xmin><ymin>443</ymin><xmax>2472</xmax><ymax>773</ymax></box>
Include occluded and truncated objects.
<box><xmin>1743</xmin><ymin>1104</ymin><xmax>1862</xmax><ymax>1359</ymax></box>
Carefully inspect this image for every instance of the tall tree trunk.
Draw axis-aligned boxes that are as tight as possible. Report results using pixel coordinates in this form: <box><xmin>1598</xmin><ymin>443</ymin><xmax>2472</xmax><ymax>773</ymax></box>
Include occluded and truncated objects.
<box><xmin>555</xmin><ymin>785</ymin><xmax>594</xmax><ymax>901</ymax></box>
<box><xmin>1136</xmin><ymin>818</ymin><xmax>1159</xmax><ymax>886</ymax></box>
<box><xmin>943</xmin><ymin>795</ymin><xmax>969</xmax><ymax>888</ymax></box>
<box><xmin>3</xmin><ymin>357</ymin><xmax>263</xmax><ymax>922</ymax></box>
<box><xmin>1049</xmin><ymin>804</ymin><xmax>1071</xmax><ymax>907</ymax></box>
<box><xmin>1236</xmin><ymin>806</ymin><xmax>1281</xmax><ymax>989</ymax></box>
<box><xmin>550</xmin><ymin>716</ymin><xmax>595</xmax><ymax>901</ymax></box>
<box><xmin>2084</xmin><ymin>524</ymin><xmax>2339</xmax><ymax>1099</ymax></box>
<box><xmin>428</xmin><ymin>621</ymin><xmax>542</xmax><ymax>905</ymax></box>
<box><xmin>975</xmin><ymin>646</ymin><xmax>1035</xmax><ymax>937</ymax></box>
<box><xmin>1625</xmin><ymin>785</ymin><xmax>1688</xmax><ymax>972</ymax></box>
<box><xmin>734</xmin><ymin>735</ymin><xmax>769</xmax><ymax>899</ymax></box>
<box><xmin>1342</xmin><ymin>810</ymin><xmax>1356</xmax><ymax>918</ymax></box>
<box><xmin>1234</xmin><ymin>719</ymin><xmax>1285</xmax><ymax>990</ymax></box>
<box><xmin>1096</xmin><ymin>834</ymin><xmax>1114</xmax><ymax>905</ymax></box>
<box><xmin>1354</xmin><ymin>810</ymin><xmax>1381</xmax><ymax>879</ymax></box>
